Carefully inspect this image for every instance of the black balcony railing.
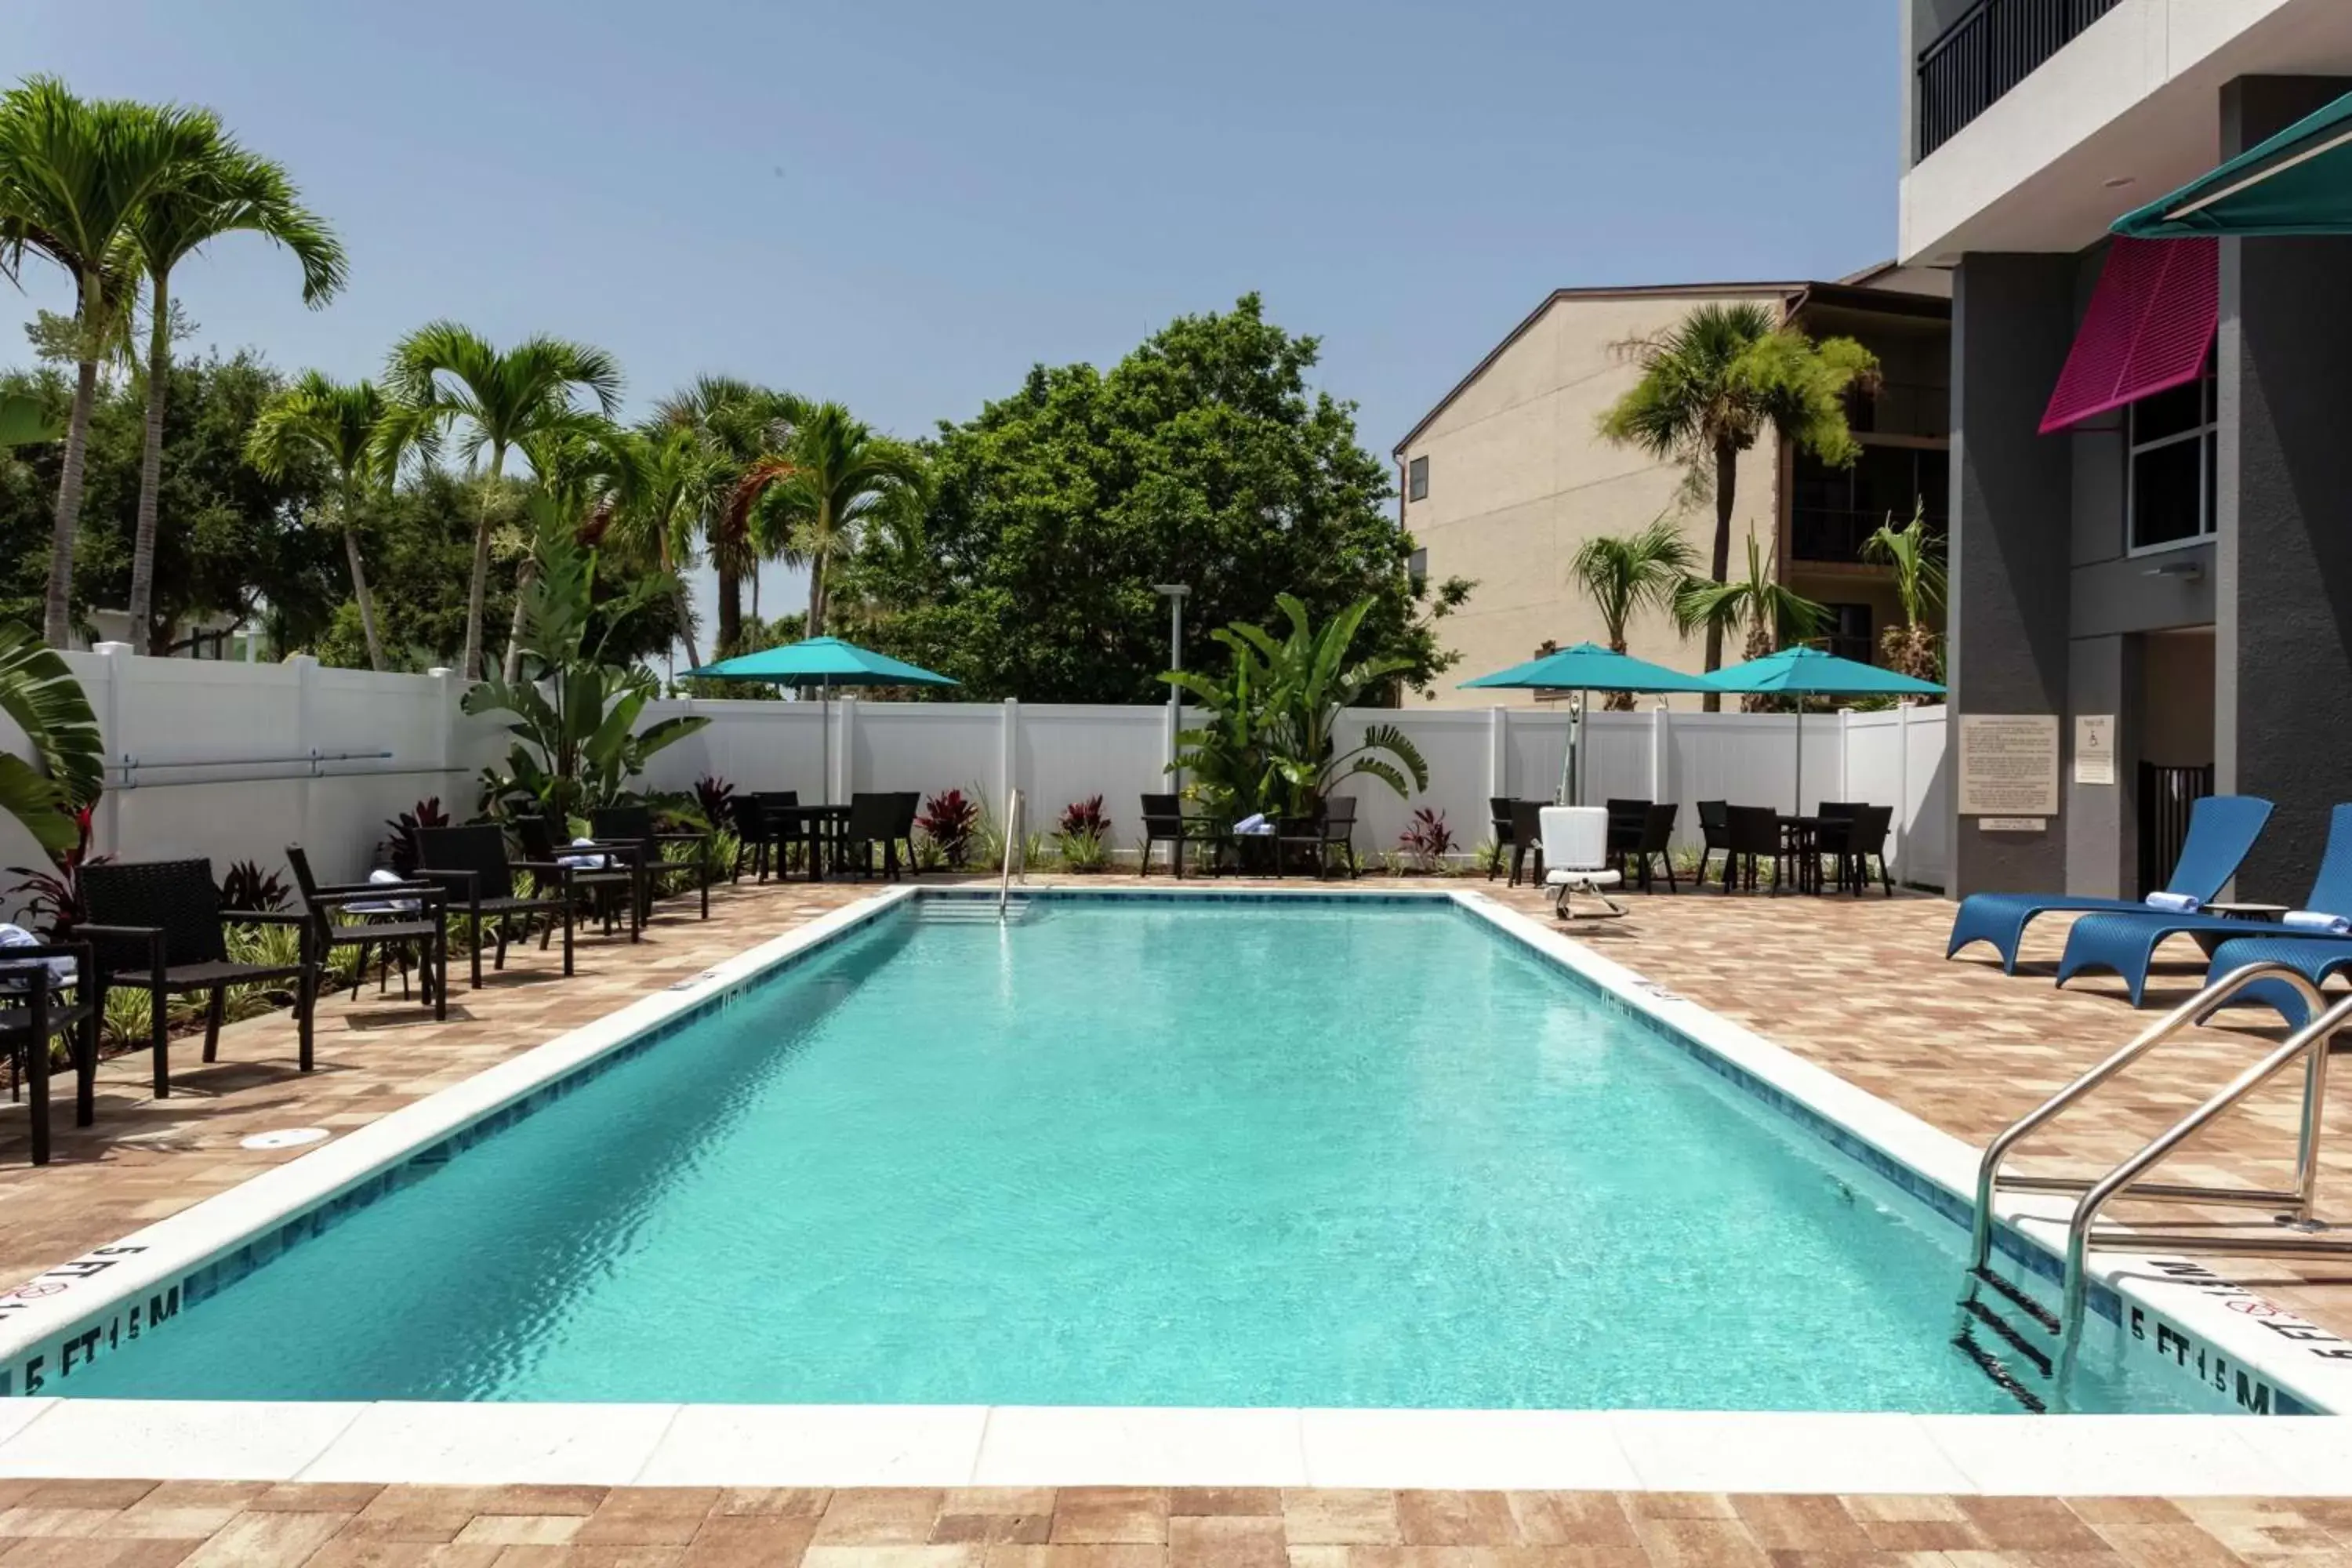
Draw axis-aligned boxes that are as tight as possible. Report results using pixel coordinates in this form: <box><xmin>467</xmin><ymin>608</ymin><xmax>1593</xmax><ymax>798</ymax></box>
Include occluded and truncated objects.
<box><xmin>1917</xmin><ymin>0</ymin><xmax>2122</xmax><ymax>158</ymax></box>
<box><xmin>1791</xmin><ymin>507</ymin><xmax>1915</xmax><ymax>566</ymax></box>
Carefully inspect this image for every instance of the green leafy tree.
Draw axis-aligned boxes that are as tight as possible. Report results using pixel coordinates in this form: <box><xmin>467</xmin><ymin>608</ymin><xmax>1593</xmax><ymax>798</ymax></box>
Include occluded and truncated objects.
<box><xmin>463</xmin><ymin>498</ymin><xmax>708</xmax><ymax>818</ymax></box>
<box><xmin>1168</xmin><ymin>593</ymin><xmax>1428</xmax><ymax>818</ymax></box>
<box><xmin>1864</xmin><ymin>499</ymin><xmax>1947</xmax><ymax>690</ymax></box>
<box><xmin>384</xmin><ymin>322</ymin><xmax>622</xmax><ymax>680</ymax></box>
<box><xmin>245</xmin><ymin>372</ymin><xmax>394</xmax><ymax>669</ymax></box>
<box><xmin>1567</xmin><ymin>515</ymin><xmax>1697</xmax><ymax>709</ymax></box>
<box><xmin>1598</xmin><ymin>302</ymin><xmax>1877</xmax><ymax>706</ymax></box>
<box><xmin>0</xmin><ymin>619</ymin><xmax>102</xmax><ymax>856</ymax></box>
<box><xmin>652</xmin><ymin>375</ymin><xmax>778</xmax><ymax>659</ymax></box>
<box><xmin>853</xmin><ymin>295</ymin><xmax>1468</xmax><ymax>702</ymax></box>
<box><xmin>122</xmin><ymin>128</ymin><xmax>343</xmax><ymax>648</ymax></box>
<box><xmin>730</xmin><ymin>398</ymin><xmax>924</xmax><ymax>643</ymax></box>
<box><xmin>0</xmin><ymin>76</ymin><xmax>218</xmax><ymax>646</ymax></box>
<box><xmin>1671</xmin><ymin>531</ymin><xmax>1828</xmax><ymax>710</ymax></box>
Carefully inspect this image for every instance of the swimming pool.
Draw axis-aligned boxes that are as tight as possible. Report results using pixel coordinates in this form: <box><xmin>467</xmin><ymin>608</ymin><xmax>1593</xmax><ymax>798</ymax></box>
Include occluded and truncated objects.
<box><xmin>38</xmin><ymin>893</ymin><xmax>2221</xmax><ymax>1414</ymax></box>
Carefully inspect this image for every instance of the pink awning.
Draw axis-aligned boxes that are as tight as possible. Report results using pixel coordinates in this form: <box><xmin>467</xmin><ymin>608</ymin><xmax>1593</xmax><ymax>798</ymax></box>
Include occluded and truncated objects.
<box><xmin>2038</xmin><ymin>236</ymin><xmax>2219</xmax><ymax>434</ymax></box>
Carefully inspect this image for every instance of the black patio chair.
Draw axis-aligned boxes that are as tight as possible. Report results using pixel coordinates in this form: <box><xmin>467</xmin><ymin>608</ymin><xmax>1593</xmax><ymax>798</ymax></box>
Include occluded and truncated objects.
<box><xmin>1695</xmin><ymin>800</ymin><xmax>1730</xmax><ymax>887</ymax></box>
<box><xmin>1842</xmin><ymin>804</ymin><xmax>1895</xmax><ymax>897</ymax></box>
<box><xmin>283</xmin><ymin>845</ymin><xmax>448</xmax><ymax>1018</ymax></box>
<box><xmin>1622</xmin><ymin>802</ymin><xmax>1680</xmax><ymax>893</ymax></box>
<box><xmin>1508</xmin><ymin>800</ymin><xmax>1547</xmax><ymax>887</ymax></box>
<box><xmin>590</xmin><ymin>805</ymin><xmax>711</xmax><ymax>920</ymax></box>
<box><xmin>0</xmin><ymin>940</ymin><xmax>98</xmax><ymax>1164</ymax></box>
<box><xmin>1722</xmin><ymin>806</ymin><xmax>1787</xmax><ymax>894</ymax></box>
<box><xmin>412</xmin><ymin>824</ymin><xmax>575</xmax><ymax>987</ymax></box>
<box><xmin>1315</xmin><ymin>797</ymin><xmax>1360</xmax><ymax>879</ymax></box>
<box><xmin>753</xmin><ymin>791</ymin><xmax>802</xmax><ymax>877</ymax></box>
<box><xmin>834</xmin><ymin>793</ymin><xmax>909</xmax><ymax>880</ymax></box>
<box><xmin>891</xmin><ymin>792</ymin><xmax>923</xmax><ymax>875</ymax></box>
<box><xmin>82</xmin><ymin>858</ymin><xmax>315</xmax><ymax>1094</ymax></box>
<box><xmin>1140</xmin><ymin>793</ymin><xmax>1197</xmax><ymax>878</ymax></box>
<box><xmin>1487</xmin><ymin>797</ymin><xmax>1516</xmax><ymax>881</ymax></box>
<box><xmin>512</xmin><ymin>818</ymin><xmax>641</xmax><ymax>941</ymax></box>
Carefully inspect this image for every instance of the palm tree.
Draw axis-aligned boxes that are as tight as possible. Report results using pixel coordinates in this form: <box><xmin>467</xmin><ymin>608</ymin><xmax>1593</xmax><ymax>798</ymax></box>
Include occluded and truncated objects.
<box><xmin>1864</xmin><ymin>499</ymin><xmax>1947</xmax><ymax>691</ymax></box>
<box><xmin>729</xmin><ymin>401</ymin><xmax>926</xmax><ymax>641</ymax></box>
<box><xmin>1598</xmin><ymin>302</ymin><xmax>1878</xmax><ymax>707</ymax></box>
<box><xmin>245</xmin><ymin>372</ymin><xmax>394</xmax><ymax>670</ymax></box>
<box><xmin>1672</xmin><ymin>531</ymin><xmax>1828</xmax><ymax>710</ymax></box>
<box><xmin>1567</xmin><ymin>515</ymin><xmax>1697</xmax><ymax>709</ymax></box>
<box><xmin>601</xmin><ymin>422</ymin><xmax>713</xmax><ymax>670</ymax></box>
<box><xmin>383</xmin><ymin>322</ymin><xmax>622</xmax><ymax>678</ymax></box>
<box><xmin>653</xmin><ymin>375</ymin><xmax>778</xmax><ymax>658</ymax></box>
<box><xmin>122</xmin><ymin>132</ymin><xmax>344</xmax><ymax>652</ymax></box>
<box><xmin>0</xmin><ymin>77</ymin><xmax>218</xmax><ymax>648</ymax></box>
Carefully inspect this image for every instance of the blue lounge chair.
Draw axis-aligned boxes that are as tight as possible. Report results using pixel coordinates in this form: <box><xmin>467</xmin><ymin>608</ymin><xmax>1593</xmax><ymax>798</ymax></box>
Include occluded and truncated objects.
<box><xmin>2056</xmin><ymin>803</ymin><xmax>2352</xmax><ymax>1005</ymax></box>
<box><xmin>1944</xmin><ymin>794</ymin><xmax>2274</xmax><ymax>971</ymax></box>
<box><xmin>2197</xmin><ymin>932</ymin><xmax>2352</xmax><ymax>1029</ymax></box>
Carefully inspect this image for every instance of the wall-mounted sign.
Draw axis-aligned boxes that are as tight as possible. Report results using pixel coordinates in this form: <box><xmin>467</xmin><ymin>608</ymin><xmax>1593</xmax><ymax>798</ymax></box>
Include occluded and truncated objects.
<box><xmin>1980</xmin><ymin>817</ymin><xmax>2049</xmax><ymax>833</ymax></box>
<box><xmin>1958</xmin><ymin>713</ymin><xmax>2060</xmax><ymax>816</ymax></box>
<box><xmin>2075</xmin><ymin>713</ymin><xmax>2116</xmax><ymax>786</ymax></box>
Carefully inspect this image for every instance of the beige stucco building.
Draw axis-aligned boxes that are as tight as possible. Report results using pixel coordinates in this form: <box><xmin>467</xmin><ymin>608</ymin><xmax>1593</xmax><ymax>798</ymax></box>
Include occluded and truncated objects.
<box><xmin>1394</xmin><ymin>267</ymin><xmax>1951</xmax><ymax>706</ymax></box>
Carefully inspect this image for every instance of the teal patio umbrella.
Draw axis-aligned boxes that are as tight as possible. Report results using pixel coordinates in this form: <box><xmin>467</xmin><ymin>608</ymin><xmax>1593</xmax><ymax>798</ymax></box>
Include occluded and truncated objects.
<box><xmin>684</xmin><ymin>637</ymin><xmax>959</xmax><ymax>804</ymax></box>
<box><xmin>1700</xmin><ymin>647</ymin><xmax>1944</xmax><ymax>814</ymax></box>
<box><xmin>2113</xmin><ymin>89</ymin><xmax>2352</xmax><ymax>237</ymax></box>
<box><xmin>1460</xmin><ymin>642</ymin><xmax>1712</xmax><ymax>805</ymax></box>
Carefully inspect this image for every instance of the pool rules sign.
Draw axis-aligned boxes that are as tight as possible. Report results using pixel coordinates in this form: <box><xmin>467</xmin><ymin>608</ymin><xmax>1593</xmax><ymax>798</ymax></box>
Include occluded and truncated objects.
<box><xmin>1958</xmin><ymin>713</ymin><xmax>2059</xmax><ymax>831</ymax></box>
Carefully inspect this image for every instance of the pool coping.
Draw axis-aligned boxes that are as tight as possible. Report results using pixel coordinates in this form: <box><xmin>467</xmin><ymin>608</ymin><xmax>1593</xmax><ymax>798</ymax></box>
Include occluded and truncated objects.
<box><xmin>5</xmin><ymin>881</ymin><xmax>2352</xmax><ymax>1494</ymax></box>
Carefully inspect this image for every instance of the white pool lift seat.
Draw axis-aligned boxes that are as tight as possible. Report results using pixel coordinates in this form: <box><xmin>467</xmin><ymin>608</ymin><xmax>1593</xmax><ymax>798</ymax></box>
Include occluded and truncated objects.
<box><xmin>1539</xmin><ymin>806</ymin><xmax>1624</xmax><ymax>921</ymax></box>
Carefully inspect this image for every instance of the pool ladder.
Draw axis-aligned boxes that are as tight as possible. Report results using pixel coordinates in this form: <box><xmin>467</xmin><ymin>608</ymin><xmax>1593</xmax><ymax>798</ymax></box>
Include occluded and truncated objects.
<box><xmin>1955</xmin><ymin>960</ymin><xmax>2352</xmax><ymax>1404</ymax></box>
<box><xmin>922</xmin><ymin>793</ymin><xmax>1035</xmax><ymax>923</ymax></box>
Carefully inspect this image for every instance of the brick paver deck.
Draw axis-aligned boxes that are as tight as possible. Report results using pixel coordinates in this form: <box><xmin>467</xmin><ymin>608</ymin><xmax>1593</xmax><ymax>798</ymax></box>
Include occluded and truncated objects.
<box><xmin>0</xmin><ymin>871</ymin><xmax>2347</xmax><ymax>1552</ymax></box>
<box><xmin>0</xmin><ymin>1479</ymin><xmax>2336</xmax><ymax>1567</ymax></box>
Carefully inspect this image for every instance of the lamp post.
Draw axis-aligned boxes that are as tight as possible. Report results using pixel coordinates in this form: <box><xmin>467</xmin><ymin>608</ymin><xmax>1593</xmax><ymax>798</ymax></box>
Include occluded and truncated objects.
<box><xmin>1154</xmin><ymin>583</ymin><xmax>1190</xmax><ymax>791</ymax></box>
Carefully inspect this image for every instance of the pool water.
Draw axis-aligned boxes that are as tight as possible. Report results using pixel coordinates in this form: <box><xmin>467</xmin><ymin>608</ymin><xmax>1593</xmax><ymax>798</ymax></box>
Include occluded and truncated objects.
<box><xmin>60</xmin><ymin>898</ymin><xmax>2205</xmax><ymax>1411</ymax></box>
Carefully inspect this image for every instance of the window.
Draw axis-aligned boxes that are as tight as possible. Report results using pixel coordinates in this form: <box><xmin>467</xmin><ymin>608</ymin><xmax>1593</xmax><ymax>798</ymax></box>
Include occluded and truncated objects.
<box><xmin>2127</xmin><ymin>365</ymin><xmax>2216</xmax><ymax>553</ymax></box>
<box><xmin>1824</xmin><ymin>603</ymin><xmax>1873</xmax><ymax>666</ymax></box>
<box><xmin>1407</xmin><ymin>455</ymin><xmax>1428</xmax><ymax>503</ymax></box>
<box><xmin>1407</xmin><ymin>547</ymin><xmax>1428</xmax><ymax>590</ymax></box>
<box><xmin>1788</xmin><ymin>446</ymin><xmax>1948</xmax><ymax>564</ymax></box>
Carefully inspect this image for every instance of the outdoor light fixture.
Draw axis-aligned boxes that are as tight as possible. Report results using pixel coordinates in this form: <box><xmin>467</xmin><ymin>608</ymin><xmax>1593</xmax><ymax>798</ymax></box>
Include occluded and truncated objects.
<box><xmin>2103</xmin><ymin>175</ymin><xmax>2138</xmax><ymax>189</ymax></box>
<box><xmin>2145</xmin><ymin>558</ymin><xmax>2204</xmax><ymax>581</ymax></box>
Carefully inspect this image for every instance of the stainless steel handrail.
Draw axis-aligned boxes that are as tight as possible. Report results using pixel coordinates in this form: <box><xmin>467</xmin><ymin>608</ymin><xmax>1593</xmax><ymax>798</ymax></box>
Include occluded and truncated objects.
<box><xmin>2062</xmin><ymin>986</ymin><xmax>2352</xmax><ymax>1330</ymax></box>
<box><xmin>998</xmin><ymin>789</ymin><xmax>1022</xmax><ymax>918</ymax></box>
<box><xmin>1968</xmin><ymin>961</ymin><xmax>2327</xmax><ymax>1276</ymax></box>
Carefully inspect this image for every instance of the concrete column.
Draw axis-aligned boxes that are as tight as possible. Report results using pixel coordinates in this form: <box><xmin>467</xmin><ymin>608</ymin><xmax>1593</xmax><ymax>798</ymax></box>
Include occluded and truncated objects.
<box><xmin>1949</xmin><ymin>254</ymin><xmax>2078</xmax><ymax>895</ymax></box>
<box><xmin>2065</xmin><ymin>634</ymin><xmax>2128</xmax><ymax>898</ymax></box>
<box><xmin>2216</xmin><ymin>76</ymin><xmax>2352</xmax><ymax>899</ymax></box>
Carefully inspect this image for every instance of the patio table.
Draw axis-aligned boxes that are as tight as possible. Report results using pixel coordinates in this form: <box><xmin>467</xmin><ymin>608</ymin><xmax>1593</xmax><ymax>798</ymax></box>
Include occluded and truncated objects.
<box><xmin>769</xmin><ymin>804</ymin><xmax>852</xmax><ymax>882</ymax></box>
<box><xmin>1777</xmin><ymin>815</ymin><xmax>1824</xmax><ymax>895</ymax></box>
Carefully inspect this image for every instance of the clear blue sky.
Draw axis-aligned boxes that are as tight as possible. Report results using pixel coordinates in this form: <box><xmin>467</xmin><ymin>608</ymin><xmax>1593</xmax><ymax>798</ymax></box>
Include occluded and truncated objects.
<box><xmin>11</xmin><ymin>0</ymin><xmax>1900</xmax><ymax>628</ymax></box>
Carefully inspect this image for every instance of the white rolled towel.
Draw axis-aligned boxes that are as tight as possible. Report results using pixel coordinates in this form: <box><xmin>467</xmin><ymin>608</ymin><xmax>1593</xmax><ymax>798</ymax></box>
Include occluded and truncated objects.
<box><xmin>1232</xmin><ymin>813</ymin><xmax>1269</xmax><ymax>836</ymax></box>
<box><xmin>2143</xmin><ymin>891</ymin><xmax>2201</xmax><ymax>913</ymax></box>
<box><xmin>557</xmin><ymin>836</ymin><xmax>612</xmax><ymax>870</ymax></box>
<box><xmin>2283</xmin><ymin>910</ymin><xmax>2352</xmax><ymax>935</ymax></box>
<box><xmin>0</xmin><ymin>923</ymin><xmax>72</xmax><ymax>989</ymax></box>
<box><xmin>345</xmin><ymin>867</ymin><xmax>422</xmax><ymax>915</ymax></box>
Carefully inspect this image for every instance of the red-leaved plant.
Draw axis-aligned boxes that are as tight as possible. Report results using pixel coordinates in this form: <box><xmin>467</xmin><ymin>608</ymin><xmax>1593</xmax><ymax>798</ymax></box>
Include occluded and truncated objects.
<box><xmin>1057</xmin><ymin>795</ymin><xmax>1110</xmax><ymax>837</ymax></box>
<box><xmin>1398</xmin><ymin>807</ymin><xmax>1456</xmax><ymax>873</ymax></box>
<box><xmin>916</xmin><ymin>789</ymin><xmax>982</xmax><ymax>868</ymax></box>
<box><xmin>8</xmin><ymin>804</ymin><xmax>111</xmax><ymax>938</ymax></box>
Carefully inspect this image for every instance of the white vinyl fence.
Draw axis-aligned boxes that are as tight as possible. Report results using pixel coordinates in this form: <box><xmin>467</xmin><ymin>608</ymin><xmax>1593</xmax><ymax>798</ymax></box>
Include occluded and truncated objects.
<box><xmin>0</xmin><ymin>647</ymin><xmax>1953</xmax><ymax>906</ymax></box>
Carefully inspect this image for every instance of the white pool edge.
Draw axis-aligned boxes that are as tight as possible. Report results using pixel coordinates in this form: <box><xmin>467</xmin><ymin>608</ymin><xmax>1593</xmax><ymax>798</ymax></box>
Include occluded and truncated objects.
<box><xmin>4</xmin><ymin>881</ymin><xmax>2352</xmax><ymax>1493</ymax></box>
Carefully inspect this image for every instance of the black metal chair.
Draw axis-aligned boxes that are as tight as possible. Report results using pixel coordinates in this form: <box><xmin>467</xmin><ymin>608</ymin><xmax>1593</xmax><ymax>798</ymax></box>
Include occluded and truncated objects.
<box><xmin>1140</xmin><ymin>793</ymin><xmax>1196</xmax><ymax>878</ymax></box>
<box><xmin>1487</xmin><ymin>797</ymin><xmax>1517</xmax><ymax>880</ymax></box>
<box><xmin>753</xmin><ymin>790</ymin><xmax>802</xmax><ymax>877</ymax></box>
<box><xmin>1695</xmin><ymin>800</ymin><xmax>1730</xmax><ymax>887</ymax></box>
<box><xmin>0</xmin><ymin>940</ymin><xmax>98</xmax><ymax>1164</ymax></box>
<box><xmin>1508</xmin><ymin>800</ymin><xmax>1547</xmax><ymax>887</ymax></box>
<box><xmin>82</xmin><ymin>858</ymin><xmax>315</xmax><ymax>1094</ymax></box>
<box><xmin>412</xmin><ymin>824</ymin><xmax>576</xmax><ymax>987</ymax></box>
<box><xmin>1842</xmin><ymin>804</ymin><xmax>1895</xmax><ymax>897</ymax></box>
<box><xmin>891</xmin><ymin>792</ymin><xmax>922</xmax><ymax>875</ymax></box>
<box><xmin>283</xmin><ymin>846</ymin><xmax>448</xmax><ymax>1017</ymax></box>
<box><xmin>513</xmin><ymin>818</ymin><xmax>641</xmax><ymax>941</ymax></box>
<box><xmin>1619</xmin><ymin>802</ymin><xmax>1680</xmax><ymax>892</ymax></box>
<box><xmin>590</xmin><ymin>805</ymin><xmax>711</xmax><ymax>920</ymax></box>
<box><xmin>834</xmin><ymin>793</ymin><xmax>908</xmax><ymax>880</ymax></box>
<box><xmin>1315</xmin><ymin>797</ymin><xmax>1359</xmax><ymax>879</ymax></box>
<box><xmin>1722</xmin><ymin>806</ymin><xmax>1786</xmax><ymax>894</ymax></box>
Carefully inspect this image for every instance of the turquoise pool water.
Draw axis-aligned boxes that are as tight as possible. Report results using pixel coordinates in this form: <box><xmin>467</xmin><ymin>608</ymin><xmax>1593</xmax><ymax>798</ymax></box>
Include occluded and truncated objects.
<box><xmin>59</xmin><ymin>898</ymin><xmax>2203</xmax><ymax>1412</ymax></box>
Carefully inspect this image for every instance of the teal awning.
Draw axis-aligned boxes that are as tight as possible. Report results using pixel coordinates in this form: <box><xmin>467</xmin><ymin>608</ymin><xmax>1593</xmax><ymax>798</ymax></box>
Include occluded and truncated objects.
<box><xmin>1459</xmin><ymin>642</ymin><xmax>1710</xmax><ymax>693</ymax></box>
<box><xmin>2114</xmin><ymin>89</ymin><xmax>2352</xmax><ymax>238</ymax></box>
<box><xmin>684</xmin><ymin>637</ymin><xmax>958</xmax><ymax>688</ymax></box>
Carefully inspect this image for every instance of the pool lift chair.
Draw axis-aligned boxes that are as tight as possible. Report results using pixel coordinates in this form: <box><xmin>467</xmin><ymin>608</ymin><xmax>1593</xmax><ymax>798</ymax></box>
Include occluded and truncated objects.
<box><xmin>1538</xmin><ymin>806</ymin><xmax>1624</xmax><ymax>921</ymax></box>
<box><xmin>1955</xmin><ymin>960</ymin><xmax>2352</xmax><ymax>1409</ymax></box>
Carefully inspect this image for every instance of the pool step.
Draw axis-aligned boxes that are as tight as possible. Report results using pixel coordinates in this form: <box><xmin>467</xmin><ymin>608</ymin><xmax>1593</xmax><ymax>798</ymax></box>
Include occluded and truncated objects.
<box><xmin>915</xmin><ymin>899</ymin><xmax>1038</xmax><ymax>924</ymax></box>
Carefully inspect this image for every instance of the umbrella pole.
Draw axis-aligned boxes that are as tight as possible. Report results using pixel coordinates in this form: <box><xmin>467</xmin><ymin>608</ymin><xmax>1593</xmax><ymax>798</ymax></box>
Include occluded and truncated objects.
<box><xmin>1793</xmin><ymin>695</ymin><xmax>1804</xmax><ymax>817</ymax></box>
<box><xmin>822</xmin><ymin>676</ymin><xmax>833</xmax><ymax>808</ymax></box>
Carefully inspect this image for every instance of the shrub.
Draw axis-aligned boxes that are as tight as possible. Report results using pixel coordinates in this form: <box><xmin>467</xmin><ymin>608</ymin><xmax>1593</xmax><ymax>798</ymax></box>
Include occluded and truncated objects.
<box><xmin>7</xmin><ymin>804</ymin><xmax>110</xmax><ymax>938</ymax></box>
<box><xmin>917</xmin><ymin>788</ymin><xmax>982</xmax><ymax>868</ymax></box>
<box><xmin>219</xmin><ymin>860</ymin><xmax>292</xmax><ymax>913</ymax></box>
<box><xmin>1399</xmin><ymin>807</ymin><xmax>1456</xmax><ymax>873</ymax></box>
<box><xmin>695</xmin><ymin>774</ymin><xmax>735</xmax><ymax>827</ymax></box>
<box><xmin>380</xmin><ymin>797</ymin><xmax>452</xmax><ymax>877</ymax></box>
<box><xmin>1470</xmin><ymin>837</ymin><xmax>1505</xmax><ymax>877</ymax></box>
<box><xmin>1057</xmin><ymin>795</ymin><xmax>1110</xmax><ymax>837</ymax></box>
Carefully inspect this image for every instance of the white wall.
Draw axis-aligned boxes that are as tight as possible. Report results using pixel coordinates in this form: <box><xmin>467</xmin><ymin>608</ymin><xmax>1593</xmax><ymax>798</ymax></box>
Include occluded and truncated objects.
<box><xmin>0</xmin><ymin>652</ymin><xmax>1955</xmax><ymax>909</ymax></box>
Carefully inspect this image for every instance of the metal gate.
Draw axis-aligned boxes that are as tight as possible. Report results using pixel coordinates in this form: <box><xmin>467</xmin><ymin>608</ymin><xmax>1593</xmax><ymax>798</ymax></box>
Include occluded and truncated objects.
<box><xmin>2136</xmin><ymin>762</ymin><xmax>2215</xmax><ymax>896</ymax></box>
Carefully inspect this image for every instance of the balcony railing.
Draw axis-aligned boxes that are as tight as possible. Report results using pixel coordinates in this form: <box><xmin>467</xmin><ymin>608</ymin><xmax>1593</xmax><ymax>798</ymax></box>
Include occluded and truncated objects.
<box><xmin>1791</xmin><ymin>507</ymin><xmax>1926</xmax><ymax>567</ymax></box>
<box><xmin>1917</xmin><ymin>0</ymin><xmax>2122</xmax><ymax>158</ymax></box>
